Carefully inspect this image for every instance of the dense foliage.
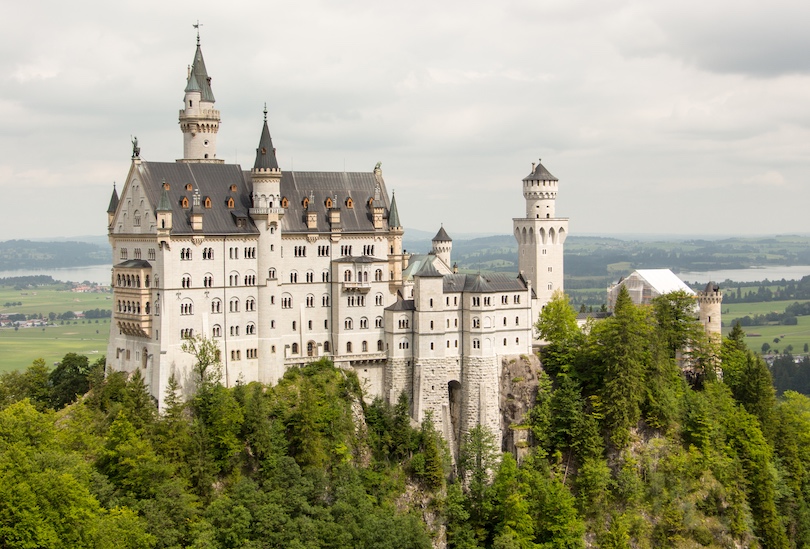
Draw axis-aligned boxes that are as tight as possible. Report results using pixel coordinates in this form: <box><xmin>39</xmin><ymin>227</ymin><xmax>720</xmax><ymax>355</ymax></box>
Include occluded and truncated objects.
<box><xmin>2</xmin><ymin>292</ymin><xmax>810</xmax><ymax>547</ymax></box>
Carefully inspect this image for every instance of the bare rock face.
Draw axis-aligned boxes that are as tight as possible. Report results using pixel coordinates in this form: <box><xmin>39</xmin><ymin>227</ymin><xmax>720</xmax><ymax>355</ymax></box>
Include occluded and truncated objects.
<box><xmin>499</xmin><ymin>354</ymin><xmax>543</xmax><ymax>461</ymax></box>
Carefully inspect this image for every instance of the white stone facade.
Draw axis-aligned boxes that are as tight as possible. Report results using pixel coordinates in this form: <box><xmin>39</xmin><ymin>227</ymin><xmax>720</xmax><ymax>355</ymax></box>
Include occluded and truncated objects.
<box><xmin>106</xmin><ymin>40</ymin><xmax>568</xmax><ymax>447</ymax></box>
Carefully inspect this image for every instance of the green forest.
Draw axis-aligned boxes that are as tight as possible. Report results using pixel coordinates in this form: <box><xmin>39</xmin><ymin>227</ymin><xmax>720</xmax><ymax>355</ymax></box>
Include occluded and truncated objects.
<box><xmin>2</xmin><ymin>287</ymin><xmax>809</xmax><ymax>548</ymax></box>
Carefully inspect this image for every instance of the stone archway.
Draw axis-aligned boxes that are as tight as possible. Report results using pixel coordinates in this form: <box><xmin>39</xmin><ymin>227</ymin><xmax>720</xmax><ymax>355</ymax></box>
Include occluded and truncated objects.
<box><xmin>448</xmin><ymin>380</ymin><xmax>462</xmax><ymax>452</ymax></box>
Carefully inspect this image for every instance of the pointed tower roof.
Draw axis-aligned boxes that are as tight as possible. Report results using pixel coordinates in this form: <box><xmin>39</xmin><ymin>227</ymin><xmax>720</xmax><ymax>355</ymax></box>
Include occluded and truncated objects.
<box><xmin>432</xmin><ymin>225</ymin><xmax>452</xmax><ymax>242</ymax></box>
<box><xmin>415</xmin><ymin>258</ymin><xmax>444</xmax><ymax>278</ymax></box>
<box><xmin>107</xmin><ymin>184</ymin><xmax>119</xmax><ymax>214</ymax></box>
<box><xmin>253</xmin><ymin>107</ymin><xmax>279</xmax><ymax>170</ymax></box>
<box><xmin>523</xmin><ymin>159</ymin><xmax>557</xmax><ymax>182</ymax></box>
<box><xmin>388</xmin><ymin>192</ymin><xmax>401</xmax><ymax>228</ymax></box>
<box><xmin>186</xmin><ymin>42</ymin><xmax>215</xmax><ymax>102</ymax></box>
<box><xmin>156</xmin><ymin>185</ymin><xmax>172</xmax><ymax>212</ymax></box>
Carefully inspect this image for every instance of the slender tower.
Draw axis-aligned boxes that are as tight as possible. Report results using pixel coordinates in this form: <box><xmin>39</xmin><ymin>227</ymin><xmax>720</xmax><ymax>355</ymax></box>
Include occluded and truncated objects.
<box><xmin>696</xmin><ymin>282</ymin><xmax>723</xmax><ymax>338</ymax></box>
<box><xmin>513</xmin><ymin>159</ymin><xmax>569</xmax><ymax>320</ymax></box>
<box><xmin>178</xmin><ymin>31</ymin><xmax>222</xmax><ymax>163</ymax></box>
<box><xmin>249</xmin><ymin>106</ymin><xmax>285</xmax><ymax>384</ymax></box>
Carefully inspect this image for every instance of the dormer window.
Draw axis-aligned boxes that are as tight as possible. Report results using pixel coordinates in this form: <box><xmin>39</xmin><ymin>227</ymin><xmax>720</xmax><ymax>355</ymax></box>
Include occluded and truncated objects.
<box><xmin>325</xmin><ymin>197</ymin><xmax>333</xmax><ymax>208</ymax></box>
<box><xmin>204</xmin><ymin>197</ymin><xmax>212</xmax><ymax>209</ymax></box>
<box><xmin>230</xmin><ymin>184</ymin><xmax>237</xmax><ymax>192</ymax></box>
<box><xmin>302</xmin><ymin>197</ymin><xmax>309</xmax><ymax>209</ymax></box>
<box><xmin>186</xmin><ymin>184</ymin><xmax>193</xmax><ymax>191</ymax></box>
<box><xmin>181</xmin><ymin>197</ymin><xmax>189</xmax><ymax>209</ymax></box>
<box><xmin>281</xmin><ymin>197</ymin><xmax>289</xmax><ymax>208</ymax></box>
<box><xmin>368</xmin><ymin>197</ymin><xmax>374</xmax><ymax>207</ymax></box>
<box><xmin>227</xmin><ymin>197</ymin><xmax>235</xmax><ymax>209</ymax></box>
<box><xmin>346</xmin><ymin>198</ymin><xmax>353</xmax><ymax>209</ymax></box>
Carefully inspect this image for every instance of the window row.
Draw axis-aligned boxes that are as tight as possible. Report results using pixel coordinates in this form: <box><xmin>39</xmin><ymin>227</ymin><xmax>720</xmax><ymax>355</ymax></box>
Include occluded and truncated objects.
<box><xmin>343</xmin><ymin>317</ymin><xmax>384</xmax><ymax>330</ymax></box>
<box><xmin>116</xmin><ymin>300</ymin><xmax>152</xmax><ymax>315</ymax></box>
<box><xmin>116</xmin><ymin>273</ymin><xmax>150</xmax><ymax>288</ymax></box>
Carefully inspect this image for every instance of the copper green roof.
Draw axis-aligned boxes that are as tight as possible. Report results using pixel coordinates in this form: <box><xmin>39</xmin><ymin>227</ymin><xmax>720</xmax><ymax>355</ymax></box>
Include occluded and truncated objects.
<box><xmin>156</xmin><ymin>186</ymin><xmax>172</xmax><ymax>212</ymax></box>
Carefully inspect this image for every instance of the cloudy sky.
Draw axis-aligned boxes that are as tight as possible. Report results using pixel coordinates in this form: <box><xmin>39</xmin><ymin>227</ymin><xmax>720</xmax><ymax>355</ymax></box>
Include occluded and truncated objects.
<box><xmin>2</xmin><ymin>0</ymin><xmax>809</xmax><ymax>240</ymax></box>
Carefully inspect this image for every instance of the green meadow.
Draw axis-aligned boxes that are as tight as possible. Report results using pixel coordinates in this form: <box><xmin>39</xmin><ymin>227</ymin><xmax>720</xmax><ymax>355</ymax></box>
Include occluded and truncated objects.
<box><xmin>722</xmin><ymin>299</ymin><xmax>810</xmax><ymax>355</ymax></box>
<box><xmin>0</xmin><ymin>285</ymin><xmax>112</xmax><ymax>372</ymax></box>
<box><xmin>0</xmin><ymin>320</ymin><xmax>108</xmax><ymax>373</ymax></box>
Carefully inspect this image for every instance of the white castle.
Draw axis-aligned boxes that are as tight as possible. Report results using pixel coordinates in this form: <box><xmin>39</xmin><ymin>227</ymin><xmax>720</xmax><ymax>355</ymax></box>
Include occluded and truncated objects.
<box><xmin>105</xmin><ymin>38</ymin><xmax>567</xmax><ymax>446</ymax></box>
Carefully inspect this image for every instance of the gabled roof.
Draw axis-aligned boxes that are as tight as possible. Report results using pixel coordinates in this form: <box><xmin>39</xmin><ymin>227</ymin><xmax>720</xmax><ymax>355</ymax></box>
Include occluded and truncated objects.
<box><xmin>115</xmin><ymin>259</ymin><xmax>152</xmax><ymax>269</ymax></box>
<box><xmin>253</xmin><ymin>119</ymin><xmax>279</xmax><ymax>170</ymax></box>
<box><xmin>523</xmin><ymin>160</ymin><xmax>558</xmax><ymax>182</ymax></box>
<box><xmin>136</xmin><ymin>161</ymin><xmax>257</xmax><ymax>235</ymax></box>
<box><xmin>388</xmin><ymin>192</ymin><xmax>401</xmax><ymax>228</ymax></box>
<box><xmin>432</xmin><ymin>226</ymin><xmax>452</xmax><ymax>242</ymax></box>
<box><xmin>107</xmin><ymin>184</ymin><xmax>119</xmax><ymax>214</ymax></box>
<box><xmin>186</xmin><ymin>43</ymin><xmax>215</xmax><ymax>102</ymax></box>
<box><xmin>415</xmin><ymin>259</ymin><xmax>443</xmax><ymax>278</ymax></box>
<box><xmin>634</xmin><ymin>269</ymin><xmax>695</xmax><ymax>296</ymax></box>
<box><xmin>442</xmin><ymin>273</ymin><xmax>531</xmax><ymax>294</ymax></box>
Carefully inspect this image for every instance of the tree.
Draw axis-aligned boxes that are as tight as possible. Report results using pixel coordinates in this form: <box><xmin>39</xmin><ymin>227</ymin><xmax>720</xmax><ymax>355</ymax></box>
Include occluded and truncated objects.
<box><xmin>49</xmin><ymin>353</ymin><xmax>93</xmax><ymax>409</ymax></box>
<box><xmin>535</xmin><ymin>290</ymin><xmax>583</xmax><ymax>376</ymax></box>
<box><xmin>592</xmin><ymin>285</ymin><xmax>650</xmax><ymax>448</ymax></box>
<box><xmin>181</xmin><ymin>335</ymin><xmax>223</xmax><ymax>390</ymax></box>
<box><xmin>762</xmin><ymin>342</ymin><xmax>771</xmax><ymax>354</ymax></box>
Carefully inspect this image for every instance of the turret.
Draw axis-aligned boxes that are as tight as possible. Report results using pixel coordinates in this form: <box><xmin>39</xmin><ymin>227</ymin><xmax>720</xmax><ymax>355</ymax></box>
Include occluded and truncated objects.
<box><xmin>513</xmin><ymin>158</ymin><xmax>569</xmax><ymax>321</ymax></box>
<box><xmin>431</xmin><ymin>225</ymin><xmax>452</xmax><ymax>269</ymax></box>
<box><xmin>249</xmin><ymin>106</ymin><xmax>283</xmax><ymax>225</ymax></box>
<box><xmin>107</xmin><ymin>183</ymin><xmax>119</xmax><ymax>229</ymax></box>
<box><xmin>387</xmin><ymin>191</ymin><xmax>404</xmax><ymax>286</ymax></box>
<box><xmin>178</xmin><ymin>33</ymin><xmax>222</xmax><ymax>163</ymax></box>
<box><xmin>697</xmin><ymin>282</ymin><xmax>723</xmax><ymax>338</ymax></box>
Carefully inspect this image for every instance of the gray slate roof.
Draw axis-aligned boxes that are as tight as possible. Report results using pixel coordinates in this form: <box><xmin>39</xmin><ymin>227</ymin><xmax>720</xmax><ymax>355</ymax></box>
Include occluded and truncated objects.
<box><xmin>386</xmin><ymin>298</ymin><xmax>415</xmax><ymax>311</ymax></box>
<box><xmin>523</xmin><ymin>160</ymin><xmax>558</xmax><ymax>182</ymax></box>
<box><xmin>107</xmin><ymin>185</ymin><xmax>119</xmax><ymax>213</ymax></box>
<box><xmin>388</xmin><ymin>192</ymin><xmax>401</xmax><ymax>228</ymax></box>
<box><xmin>442</xmin><ymin>273</ymin><xmax>531</xmax><ymax>294</ymax></box>
<box><xmin>415</xmin><ymin>259</ymin><xmax>443</xmax><ymax>278</ymax></box>
<box><xmin>432</xmin><ymin>226</ymin><xmax>452</xmax><ymax>242</ymax></box>
<box><xmin>271</xmin><ymin>171</ymin><xmax>394</xmax><ymax>234</ymax></box>
<box><xmin>137</xmin><ymin>161</ymin><xmax>258</xmax><ymax>235</ymax></box>
<box><xmin>115</xmin><ymin>259</ymin><xmax>152</xmax><ymax>269</ymax></box>
<box><xmin>333</xmin><ymin>255</ymin><xmax>387</xmax><ymax>264</ymax></box>
<box><xmin>187</xmin><ymin>44</ymin><xmax>215</xmax><ymax>102</ymax></box>
<box><xmin>253</xmin><ymin>120</ymin><xmax>279</xmax><ymax>170</ymax></box>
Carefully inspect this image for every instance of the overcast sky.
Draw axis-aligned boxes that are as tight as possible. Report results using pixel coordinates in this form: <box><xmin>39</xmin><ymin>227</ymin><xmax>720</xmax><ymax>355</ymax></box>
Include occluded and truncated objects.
<box><xmin>2</xmin><ymin>0</ymin><xmax>809</xmax><ymax>240</ymax></box>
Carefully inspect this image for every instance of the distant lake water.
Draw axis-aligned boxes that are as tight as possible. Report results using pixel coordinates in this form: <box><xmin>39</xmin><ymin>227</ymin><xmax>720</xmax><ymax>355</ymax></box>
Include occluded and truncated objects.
<box><xmin>0</xmin><ymin>265</ymin><xmax>112</xmax><ymax>286</ymax></box>
<box><xmin>2</xmin><ymin>264</ymin><xmax>810</xmax><ymax>288</ymax></box>
<box><xmin>678</xmin><ymin>266</ymin><xmax>810</xmax><ymax>285</ymax></box>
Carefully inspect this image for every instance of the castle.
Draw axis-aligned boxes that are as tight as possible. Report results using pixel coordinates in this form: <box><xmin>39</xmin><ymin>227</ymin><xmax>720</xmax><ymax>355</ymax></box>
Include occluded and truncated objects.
<box><xmin>105</xmin><ymin>37</ymin><xmax>567</xmax><ymax>448</ymax></box>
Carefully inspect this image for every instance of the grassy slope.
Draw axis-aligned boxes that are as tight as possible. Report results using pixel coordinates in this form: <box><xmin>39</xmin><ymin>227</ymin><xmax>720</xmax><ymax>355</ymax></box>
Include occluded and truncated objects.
<box><xmin>722</xmin><ymin>299</ymin><xmax>810</xmax><ymax>354</ymax></box>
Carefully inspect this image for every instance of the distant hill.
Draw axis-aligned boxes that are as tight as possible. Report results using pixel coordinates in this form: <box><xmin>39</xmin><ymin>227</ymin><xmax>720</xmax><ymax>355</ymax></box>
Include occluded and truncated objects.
<box><xmin>0</xmin><ymin>240</ymin><xmax>108</xmax><ymax>270</ymax></box>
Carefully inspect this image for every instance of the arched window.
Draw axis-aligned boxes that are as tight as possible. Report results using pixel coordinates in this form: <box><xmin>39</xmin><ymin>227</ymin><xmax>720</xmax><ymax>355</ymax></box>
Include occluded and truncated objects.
<box><xmin>281</xmin><ymin>197</ymin><xmax>289</xmax><ymax>208</ymax></box>
<box><xmin>291</xmin><ymin>342</ymin><xmax>299</xmax><ymax>354</ymax></box>
<box><xmin>213</xmin><ymin>325</ymin><xmax>222</xmax><ymax>337</ymax></box>
<box><xmin>344</xmin><ymin>270</ymin><xmax>352</xmax><ymax>282</ymax></box>
<box><xmin>211</xmin><ymin>299</ymin><xmax>222</xmax><ymax>313</ymax></box>
<box><xmin>347</xmin><ymin>341</ymin><xmax>353</xmax><ymax>353</ymax></box>
<box><xmin>375</xmin><ymin>269</ymin><xmax>383</xmax><ymax>281</ymax></box>
<box><xmin>227</xmin><ymin>197</ymin><xmax>235</xmax><ymax>209</ymax></box>
<box><xmin>375</xmin><ymin>317</ymin><xmax>383</xmax><ymax>328</ymax></box>
<box><xmin>377</xmin><ymin>340</ymin><xmax>384</xmax><ymax>351</ymax></box>
<box><xmin>324</xmin><ymin>341</ymin><xmax>331</xmax><ymax>353</ymax></box>
<box><xmin>345</xmin><ymin>318</ymin><xmax>353</xmax><ymax>330</ymax></box>
<box><xmin>204</xmin><ymin>197</ymin><xmax>212</xmax><ymax>209</ymax></box>
<box><xmin>362</xmin><ymin>341</ymin><xmax>368</xmax><ymax>352</ymax></box>
<box><xmin>181</xmin><ymin>197</ymin><xmax>189</xmax><ymax>208</ymax></box>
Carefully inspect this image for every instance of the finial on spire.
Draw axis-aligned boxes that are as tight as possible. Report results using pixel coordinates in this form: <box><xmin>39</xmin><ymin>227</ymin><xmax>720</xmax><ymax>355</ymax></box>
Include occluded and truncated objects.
<box><xmin>193</xmin><ymin>20</ymin><xmax>203</xmax><ymax>45</ymax></box>
<box><xmin>263</xmin><ymin>102</ymin><xmax>267</xmax><ymax>122</ymax></box>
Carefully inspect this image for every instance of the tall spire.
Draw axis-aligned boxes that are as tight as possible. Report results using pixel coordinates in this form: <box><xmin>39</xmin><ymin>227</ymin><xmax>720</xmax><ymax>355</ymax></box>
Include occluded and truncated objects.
<box><xmin>107</xmin><ymin>182</ymin><xmax>119</xmax><ymax>214</ymax></box>
<box><xmin>388</xmin><ymin>191</ymin><xmax>401</xmax><ymax>228</ymax></box>
<box><xmin>186</xmin><ymin>40</ymin><xmax>215</xmax><ymax>102</ymax></box>
<box><xmin>253</xmin><ymin>107</ymin><xmax>279</xmax><ymax>170</ymax></box>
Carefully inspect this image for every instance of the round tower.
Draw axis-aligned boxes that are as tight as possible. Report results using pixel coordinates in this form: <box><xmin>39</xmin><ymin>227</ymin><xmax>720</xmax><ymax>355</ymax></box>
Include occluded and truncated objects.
<box><xmin>697</xmin><ymin>282</ymin><xmax>723</xmax><ymax>338</ymax></box>
<box><xmin>178</xmin><ymin>33</ymin><xmax>222</xmax><ymax>163</ymax></box>
<box><xmin>431</xmin><ymin>225</ymin><xmax>453</xmax><ymax>269</ymax></box>
<box><xmin>513</xmin><ymin>159</ymin><xmax>568</xmax><ymax>314</ymax></box>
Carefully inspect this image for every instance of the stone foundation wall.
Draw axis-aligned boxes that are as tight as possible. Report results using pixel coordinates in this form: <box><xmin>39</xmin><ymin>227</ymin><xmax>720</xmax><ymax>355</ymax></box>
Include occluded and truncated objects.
<box><xmin>461</xmin><ymin>355</ymin><xmax>502</xmax><ymax>444</ymax></box>
<box><xmin>385</xmin><ymin>357</ymin><xmax>413</xmax><ymax>407</ymax></box>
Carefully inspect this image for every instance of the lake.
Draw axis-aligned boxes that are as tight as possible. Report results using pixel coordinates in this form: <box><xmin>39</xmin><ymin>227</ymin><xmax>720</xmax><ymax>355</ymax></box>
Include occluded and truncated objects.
<box><xmin>0</xmin><ymin>265</ymin><xmax>112</xmax><ymax>286</ymax></box>
<box><xmin>2</xmin><ymin>264</ymin><xmax>810</xmax><ymax>288</ymax></box>
<box><xmin>678</xmin><ymin>266</ymin><xmax>810</xmax><ymax>285</ymax></box>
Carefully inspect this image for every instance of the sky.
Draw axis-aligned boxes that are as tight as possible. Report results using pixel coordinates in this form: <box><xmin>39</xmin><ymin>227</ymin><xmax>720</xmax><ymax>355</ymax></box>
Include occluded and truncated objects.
<box><xmin>2</xmin><ymin>0</ymin><xmax>810</xmax><ymax>240</ymax></box>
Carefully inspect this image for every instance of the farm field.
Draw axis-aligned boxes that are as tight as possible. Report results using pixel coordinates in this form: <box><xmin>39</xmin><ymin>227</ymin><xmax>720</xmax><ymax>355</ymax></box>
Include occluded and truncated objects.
<box><xmin>722</xmin><ymin>299</ymin><xmax>810</xmax><ymax>355</ymax></box>
<box><xmin>0</xmin><ymin>320</ymin><xmax>109</xmax><ymax>373</ymax></box>
<box><xmin>0</xmin><ymin>285</ymin><xmax>112</xmax><ymax>316</ymax></box>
